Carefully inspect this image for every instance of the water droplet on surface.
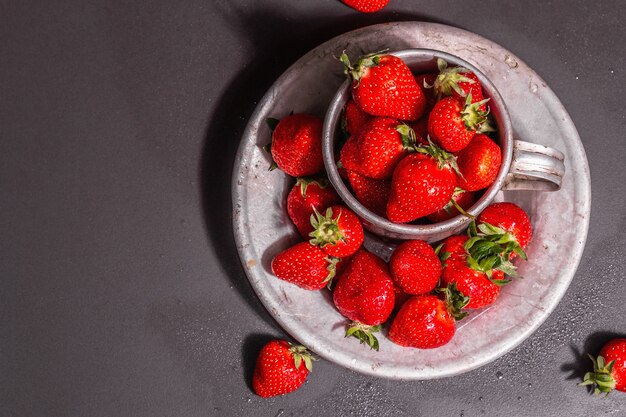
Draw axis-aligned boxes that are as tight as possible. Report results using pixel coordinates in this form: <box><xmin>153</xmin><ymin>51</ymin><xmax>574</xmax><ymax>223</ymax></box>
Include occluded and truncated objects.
<box><xmin>479</xmin><ymin>396</ymin><xmax>483</xmax><ymax>401</ymax></box>
<box><xmin>275</xmin><ymin>410</ymin><xmax>284</xmax><ymax>417</ymax></box>
<box><xmin>504</xmin><ymin>55</ymin><xmax>518</xmax><ymax>69</ymax></box>
<box><xmin>528</xmin><ymin>383</ymin><xmax>532</xmax><ymax>388</ymax></box>
<box><xmin>529</xmin><ymin>83</ymin><xmax>538</xmax><ymax>93</ymax></box>
<box><xmin>496</xmin><ymin>371</ymin><xmax>503</xmax><ymax>380</ymax></box>
<box><xmin>518</xmin><ymin>396</ymin><xmax>522</xmax><ymax>401</ymax></box>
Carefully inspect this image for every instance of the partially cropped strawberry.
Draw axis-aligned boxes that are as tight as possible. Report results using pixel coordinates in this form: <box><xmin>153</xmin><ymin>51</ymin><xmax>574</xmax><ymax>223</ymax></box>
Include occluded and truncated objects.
<box><xmin>407</xmin><ymin>117</ymin><xmax>429</xmax><ymax>146</ymax></box>
<box><xmin>287</xmin><ymin>177</ymin><xmax>341</xmax><ymax>239</ymax></box>
<box><xmin>428</xmin><ymin>95</ymin><xmax>494</xmax><ymax>152</ymax></box>
<box><xmin>309</xmin><ymin>205</ymin><xmax>364</xmax><ymax>257</ymax></box>
<box><xmin>340</xmin><ymin>117</ymin><xmax>416</xmax><ymax>180</ymax></box>
<box><xmin>390</xmin><ymin>240</ymin><xmax>442</xmax><ymax>295</ymax></box>
<box><xmin>386</xmin><ymin>142</ymin><xmax>458</xmax><ymax>223</ymax></box>
<box><xmin>342</xmin><ymin>99</ymin><xmax>372</xmax><ymax>137</ymax></box>
<box><xmin>272</xmin><ymin>242</ymin><xmax>339</xmax><ymax>290</ymax></box>
<box><xmin>333</xmin><ymin>249</ymin><xmax>395</xmax><ymax>350</ymax></box>
<box><xmin>433</xmin><ymin>59</ymin><xmax>485</xmax><ymax>110</ymax></box>
<box><xmin>580</xmin><ymin>338</ymin><xmax>626</xmax><ymax>395</ymax></box>
<box><xmin>346</xmin><ymin>170</ymin><xmax>390</xmax><ymax>217</ymax></box>
<box><xmin>427</xmin><ymin>187</ymin><xmax>477</xmax><ymax>223</ymax></box>
<box><xmin>253</xmin><ymin>340</ymin><xmax>313</xmax><ymax>398</ymax></box>
<box><xmin>477</xmin><ymin>202</ymin><xmax>532</xmax><ymax>251</ymax></box>
<box><xmin>270</xmin><ymin>114</ymin><xmax>324</xmax><ymax>177</ymax></box>
<box><xmin>341</xmin><ymin>53</ymin><xmax>426</xmax><ymax>121</ymax></box>
<box><xmin>415</xmin><ymin>73</ymin><xmax>437</xmax><ymax>114</ymax></box>
<box><xmin>456</xmin><ymin>134</ymin><xmax>502</xmax><ymax>191</ymax></box>
<box><xmin>341</xmin><ymin>0</ymin><xmax>389</xmax><ymax>13</ymax></box>
<box><xmin>388</xmin><ymin>285</ymin><xmax>469</xmax><ymax>349</ymax></box>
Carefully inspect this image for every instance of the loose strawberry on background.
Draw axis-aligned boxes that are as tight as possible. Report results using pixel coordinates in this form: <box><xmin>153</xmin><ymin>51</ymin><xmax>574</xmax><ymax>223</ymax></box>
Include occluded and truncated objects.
<box><xmin>271</xmin><ymin>242</ymin><xmax>339</xmax><ymax>290</ymax></box>
<box><xmin>477</xmin><ymin>202</ymin><xmax>532</xmax><ymax>251</ymax></box>
<box><xmin>341</xmin><ymin>0</ymin><xmax>389</xmax><ymax>13</ymax></box>
<box><xmin>390</xmin><ymin>240</ymin><xmax>442</xmax><ymax>295</ymax></box>
<box><xmin>333</xmin><ymin>249</ymin><xmax>395</xmax><ymax>350</ymax></box>
<box><xmin>346</xmin><ymin>169</ymin><xmax>390</xmax><ymax>217</ymax></box>
<box><xmin>253</xmin><ymin>340</ymin><xmax>313</xmax><ymax>398</ymax></box>
<box><xmin>340</xmin><ymin>52</ymin><xmax>426</xmax><ymax>121</ymax></box>
<box><xmin>342</xmin><ymin>99</ymin><xmax>372</xmax><ymax>137</ymax></box>
<box><xmin>269</xmin><ymin>113</ymin><xmax>325</xmax><ymax>177</ymax></box>
<box><xmin>433</xmin><ymin>58</ymin><xmax>486</xmax><ymax>110</ymax></box>
<box><xmin>580</xmin><ymin>338</ymin><xmax>626</xmax><ymax>395</ymax></box>
<box><xmin>456</xmin><ymin>133</ymin><xmax>502</xmax><ymax>191</ymax></box>
<box><xmin>388</xmin><ymin>284</ymin><xmax>469</xmax><ymax>349</ymax></box>
<box><xmin>309</xmin><ymin>205</ymin><xmax>364</xmax><ymax>258</ymax></box>
<box><xmin>286</xmin><ymin>177</ymin><xmax>341</xmax><ymax>239</ymax></box>
<box><xmin>427</xmin><ymin>188</ymin><xmax>477</xmax><ymax>223</ymax></box>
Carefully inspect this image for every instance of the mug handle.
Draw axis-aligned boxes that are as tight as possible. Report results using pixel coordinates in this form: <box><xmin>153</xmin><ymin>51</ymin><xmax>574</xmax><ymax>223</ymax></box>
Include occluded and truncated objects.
<box><xmin>503</xmin><ymin>140</ymin><xmax>566</xmax><ymax>191</ymax></box>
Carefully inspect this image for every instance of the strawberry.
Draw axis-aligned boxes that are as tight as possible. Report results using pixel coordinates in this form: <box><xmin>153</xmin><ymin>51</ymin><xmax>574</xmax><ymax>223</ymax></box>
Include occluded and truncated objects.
<box><xmin>415</xmin><ymin>73</ymin><xmax>437</xmax><ymax>114</ymax></box>
<box><xmin>393</xmin><ymin>283</ymin><xmax>412</xmax><ymax>311</ymax></box>
<box><xmin>340</xmin><ymin>53</ymin><xmax>426</xmax><ymax>121</ymax></box>
<box><xmin>252</xmin><ymin>340</ymin><xmax>313</xmax><ymax>398</ymax></box>
<box><xmin>407</xmin><ymin>117</ymin><xmax>429</xmax><ymax>146</ymax></box>
<box><xmin>271</xmin><ymin>242</ymin><xmax>339</xmax><ymax>290</ymax></box>
<box><xmin>388</xmin><ymin>284</ymin><xmax>469</xmax><ymax>349</ymax></box>
<box><xmin>433</xmin><ymin>59</ymin><xmax>486</xmax><ymax>110</ymax></box>
<box><xmin>309</xmin><ymin>205</ymin><xmax>364</xmax><ymax>257</ymax></box>
<box><xmin>580</xmin><ymin>338</ymin><xmax>626</xmax><ymax>395</ymax></box>
<box><xmin>342</xmin><ymin>99</ymin><xmax>372</xmax><ymax>137</ymax></box>
<box><xmin>286</xmin><ymin>177</ymin><xmax>341</xmax><ymax>239</ymax></box>
<box><xmin>456</xmin><ymin>134</ymin><xmax>502</xmax><ymax>191</ymax></box>
<box><xmin>426</xmin><ymin>187</ymin><xmax>477</xmax><ymax>223</ymax></box>
<box><xmin>386</xmin><ymin>142</ymin><xmax>458</xmax><ymax>223</ymax></box>
<box><xmin>341</xmin><ymin>0</ymin><xmax>389</xmax><ymax>13</ymax></box>
<box><xmin>333</xmin><ymin>249</ymin><xmax>395</xmax><ymax>350</ymax></box>
<box><xmin>340</xmin><ymin>117</ymin><xmax>416</xmax><ymax>180</ymax></box>
<box><xmin>270</xmin><ymin>113</ymin><xmax>324</xmax><ymax>177</ymax></box>
<box><xmin>477</xmin><ymin>202</ymin><xmax>532</xmax><ymax>251</ymax></box>
<box><xmin>389</xmin><ymin>240</ymin><xmax>442</xmax><ymax>295</ymax></box>
<box><xmin>346</xmin><ymin>169</ymin><xmax>390</xmax><ymax>217</ymax></box>
<box><xmin>428</xmin><ymin>95</ymin><xmax>494</xmax><ymax>152</ymax></box>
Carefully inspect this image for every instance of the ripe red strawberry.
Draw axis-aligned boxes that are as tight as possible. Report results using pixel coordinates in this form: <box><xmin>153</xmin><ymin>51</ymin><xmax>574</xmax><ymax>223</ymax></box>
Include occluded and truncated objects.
<box><xmin>252</xmin><ymin>340</ymin><xmax>313</xmax><ymax>398</ymax></box>
<box><xmin>342</xmin><ymin>99</ymin><xmax>372</xmax><ymax>137</ymax></box>
<box><xmin>428</xmin><ymin>95</ymin><xmax>494</xmax><ymax>152</ymax></box>
<box><xmin>340</xmin><ymin>53</ymin><xmax>426</xmax><ymax>121</ymax></box>
<box><xmin>386</xmin><ymin>143</ymin><xmax>458</xmax><ymax>223</ymax></box>
<box><xmin>580</xmin><ymin>338</ymin><xmax>626</xmax><ymax>395</ymax></box>
<box><xmin>340</xmin><ymin>117</ymin><xmax>416</xmax><ymax>180</ymax></box>
<box><xmin>286</xmin><ymin>177</ymin><xmax>341</xmax><ymax>239</ymax></box>
<box><xmin>309</xmin><ymin>205</ymin><xmax>364</xmax><ymax>257</ymax></box>
<box><xmin>393</xmin><ymin>283</ymin><xmax>412</xmax><ymax>311</ymax></box>
<box><xmin>270</xmin><ymin>113</ymin><xmax>324</xmax><ymax>177</ymax></box>
<box><xmin>333</xmin><ymin>249</ymin><xmax>395</xmax><ymax>350</ymax></box>
<box><xmin>433</xmin><ymin>59</ymin><xmax>485</xmax><ymax>110</ymax></box>
<box><xmin>388</xmin><ymin>285</ymin><xmax>469</xmax><ymax>349</ymax></box>
<box><xmin>456</xmin><ymin>134</ymin><xmax>502</xmax><ymax>191</ymax></box>
<box><xmin>427</xmin><ymin>188</ymin><xmax>477</xmax><ymax>222</ymax></box>
<box><xmin>407</xmin><ymin>117</ymin><xmax>429</xmax><ymax>146</ymax></box>
<box><xmin>346</xmin><ymin>169</ymin><xmax>390</xmax><ymax>217</ymax></box>
<box><xmin>477</xmin><ymin>202</ymin><xmax>532</xmax><ymax>251</ymax></box>
<box><xmin>390</xmin><ymin>240</ymin><xmax>442</xmax><ymax>295</ymax></box>
<box><xmin>271</xmin><ymin>242</ymin><xmax>339</xmax><ymax>290</ymax></box>
<box><xmin>415</xmin><ymin>73</ymin><xmax>437</xmax><ymax>114</ymax></box>
<box><xmin>341</xmin><ymin>0</ymin><xmax>389</xmax><ymax>13</ymax></box>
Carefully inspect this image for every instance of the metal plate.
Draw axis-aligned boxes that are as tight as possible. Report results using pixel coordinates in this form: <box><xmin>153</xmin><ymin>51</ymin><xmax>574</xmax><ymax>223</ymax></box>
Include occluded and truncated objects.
<box><xmin>232</xmin><ymin>22</ymin><xmax>590</xmax><ymax>379</ymax></box>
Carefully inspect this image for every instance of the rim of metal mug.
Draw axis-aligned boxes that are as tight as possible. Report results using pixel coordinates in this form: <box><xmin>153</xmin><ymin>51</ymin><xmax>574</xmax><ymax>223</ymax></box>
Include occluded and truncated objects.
<box><xmin>322</xmin><ymin>48</ymin><xmax>514</xmax><ymax>239</ymax></box>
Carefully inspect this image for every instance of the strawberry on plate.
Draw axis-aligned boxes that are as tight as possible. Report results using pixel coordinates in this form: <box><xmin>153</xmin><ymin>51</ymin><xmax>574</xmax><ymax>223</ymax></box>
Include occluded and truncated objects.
<box><xmin>340</xmin><ymin>52</ymin><xmax>426</xmax><ymax>121</ymax></box>
<box><xmin>456</xmin><ymin>133</ymin><xmax>502</xmax><ymax>191</ymax></box>
<box><xmin>345</xmin><ymin>169</ymin><xmax>390</xmax><ymax>217</ymax></box>
<box><xmin>270</xmin><ymin>113</ymin><xmax>324</xmax><ymax>177</ymax></box>
<box><xmin>341</xmin><ymin>0</ymin><xmax>389</xmax><ymax>13</ymax></box>
<box><xmin>580</xmin><ymin>338</ymin><xmax>626</xmax><ymax>395</ymax></box>
<box><xmin>389</xmin><ymin>240</ymin><xmax>442</xmax><ymax>295</ymax></box>
<box><xmin>426</xmin><ymin>187</ymin><xmax>477</xmax><ymax>223</ymax></box>
<box><xmin>286</xmin><ymin>177</ymin><xmax>341</xmax><ymax>239</ymax></box>
<box><xmin>271</xmin><ymin>242</ymin><xmax>339</xmax><ymax>290</ymax></box>
<box><xmin>309</xmin><ymin>205</ymin><xmax>364</xmax><ymax>258</ymax></box>
<box><xmin>253</xmin><ymin>340</ymin><xmax>313</xmax><ymax>398</ymax></box>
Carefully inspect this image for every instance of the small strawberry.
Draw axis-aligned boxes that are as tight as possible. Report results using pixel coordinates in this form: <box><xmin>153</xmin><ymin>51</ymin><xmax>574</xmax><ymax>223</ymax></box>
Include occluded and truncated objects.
<box><xmin>580</xmin><ymin>338</ymin><xmax>626</xmax><ymax>395</ymax></box>
<box><xmin>341</xmin><ymin>0</ymin><xmax>389</xmax><ymax>13</ymax></box>
<box><xmin>428</xmin><ymin>95</ymin><xmax>494</xmax><ymax>152</ymax></box>
<box><xmin>415</xmin><ymin>73</ymin><xmax>437</xmax><ymax>114</ymax></box>
<box><xmin>333</xmin><ymin>249</ymin><xmax>395</xmax><ymax>350</ymax></box>
<box><xmin>346</xmin><ymin>169</ymin><xmax>390</xmax><ymax>217</ymax></box>
<box><xmin>427</xmin><ymin>187</ymin><xmax>477</xmax><ymax>223</ymax></box>
<box><xmin>270</xmin><ymin>113</ymin><xmax>324</xmax><ymax>177</ymax></box>
<box><xmin>388</xmin><ymin>284</ymin><xmax>469</xmax><ymax>349</ymax></box>
<box><xmin>389</xmin><ymin>240</ymin><xmax>442</xmax><ymax>295</ymax></box>
<box><xmin>342</xmin><ymin>99</ymin><xmax>372</xmax><ymax>137</ymax></box>
<box><xmin>309</xmin><ymin>205</ymin><xmax>364</xmax><ymax>258</ymax></box>
<box><xmin>340</xmin><ymin>53</ymin><xmax>426</xmax><ymax>121</ymax></box>
<box><xmin>271</xmin><ymin>242</ymin><xmax>339</xmax><ymax>290</ymax></box>
<box><xmin>477</xmin><ymin>202</ymin><xmax>532</xmax><ymax>251</ymax></box>
<box><xmin>407</xmin><ymin>117</ymin><xmax>429</xmax><ymax>146</ymax></box>
<box><xmin>252</xmin><ymin>340</ymin><xmax>313</xmax><ymax>398</ymax></box>
<box><xmin>340</xmin><ymin>117</ymin><xmax>417</xmax><ymax>180</ymax></box>
<box><xmin>393</xmin><ymin>283</ymin><xmax>412</xmax><ymax>311</ymax></box>
<box><xmin>287</xmin><ymin>177</ymin><xmax>341</xmax><ymax>239</ymax></box>
<box><xmin>433</xmin><ymin>59</ymin><xmax>485</xmax><ymax>109</ymax></box>
<box><xmin>456</xmin><ymin>134</ymin><xmax>502</xmax><ymax>191</ymax></box>
<box><xmin>386</xmin><ymin>142</ymin><xmax>458</xmax><ymax>223</ymax></box>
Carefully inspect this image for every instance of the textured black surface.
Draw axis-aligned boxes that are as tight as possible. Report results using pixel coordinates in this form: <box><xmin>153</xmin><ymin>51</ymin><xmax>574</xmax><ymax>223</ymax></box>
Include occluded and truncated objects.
<box><xmin>2</xmin><ymin>1</ymin><xmax>625</xmax><ymax>416</ymax></box>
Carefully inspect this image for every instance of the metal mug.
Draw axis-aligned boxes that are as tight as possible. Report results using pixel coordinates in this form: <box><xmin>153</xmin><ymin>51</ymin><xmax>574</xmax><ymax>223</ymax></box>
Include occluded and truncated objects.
<box><xmin>321</xmin><ymin>49</ymin><xmax>565</xmax><ymax>242</ymax></box>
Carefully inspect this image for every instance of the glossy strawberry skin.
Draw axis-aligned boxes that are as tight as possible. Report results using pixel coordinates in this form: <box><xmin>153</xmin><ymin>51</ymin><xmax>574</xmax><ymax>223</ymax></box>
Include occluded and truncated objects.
<box><xmin>352</xmin><ymin>55</ymin><xmax>426</xmax><ymax>121</ymax></box>
<box><xmin>286</xmin><ymin>180</ymin><xmax>341</xmax><ymax>239</ymax></box>
<box><xmin>315</xmin><ymin>205</ymin><xmax>364</xmax><ymax>258</ymax></box>
<box><xmin>450</xmin><ymin>72</ymin><xmax>486</xmax><ymax>110</ymax></box>
<box><xmin>271</xmin><ymin>114</ymin><xmax>324</xmax><ymax>177</ymax></box>
<box><xmin>477</xmin><ymin>202</ymin><xmax>532</xmax><ymax>250</ymax></box>
<box><xmin>428</xmin><ymin>97</ymin><xmax>476</xmax><ymax>152</ymax></box>
<box><xmin>252</xmin><ymin>340</ymin><xmax>309</xmax><ymax>398</ymax></box>
<box><xmin>427</xmin><ymin>189</ymin><xmax>477</xmax><ymax>223</ymax></box>
<box><xmin>599</xmin><ymin>339</ymin><xmax>626</xmax><ymax>392</ymax></box>
<box><xmin>333</xmin><ymin>250</ymin><xmax>395</xmax><ymax>326</ymax></box>
<box><xmin>271</xmin><ymin>242</ymin><xmax>334</xmax><ymax>290</ymax></box>
<box><xmin>340</xmin><ymin>117</ymin><xmax>410</xmax><ymax>180</ymax></box>
<box><xmin>389</xmin><ymin>295</ymin><xmax>455</xmax><ymax>349</ymax></box>
<box><xmin>390</xmin><ymin>240</ymin><xmax>442</xmax><ymax>295</ymax></box>
<box><xmin>387</xmin><ymin>153</ymin><xmax>457</xmax><ymax>223</ymax></box>
<box><xmin>341</xmin><ymin>0</ymin><xmax>389</xmax><ymax>12</ymax></box>
<box><xmin>342</xmin><ymin>99</ymin><xmax>372</xmax><ymax>137</ymax></box>
<box><xmin>456</xmin><ymin>134</ymin><xmax>502</xmax><ymax>191</ymax></box>
<box><xmin>346</xmin><ymin>169</ymin><xmax>391</xmax><ymax>217</ymax></box>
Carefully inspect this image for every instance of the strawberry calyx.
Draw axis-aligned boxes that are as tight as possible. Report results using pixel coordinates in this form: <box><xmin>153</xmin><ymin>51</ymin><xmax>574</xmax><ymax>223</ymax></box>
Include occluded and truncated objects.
<box><xmin>288</xmin><ymin>343</ymin><xmax>315</xmax><ymax>372</ymax></box>
<box><xmin>309</xmin><ymin>207</ymin><xmax>346</xmax><ymax>248</ymax></box>
<box><xmin>295</xmin><ymin>176</ymin><xmax>328</xmax><ymax>198</ymax></box>
<box><xmin>439</xmin><ymin>283</ymin><xmax>470</xmax><ymax>321</ymax></box>
<box><xmin>396</xmin><ymin>123</ymin><xmax>419</xmax><ymax>150</ymax></box>
<box><xmin>414</xmin><ymin>138</ymin><xmax>462</xmax><ymax>176</ymax></box>
<box><xmin>460</xmin><ymin>94</ymin><xmax>495</xmax><ymax>133</ymax></box>
<box><xmin>439</xmin><ymin>187</ymin><xmax>474</xmax><ymax>219</ymax></box>
<box><xmin>323</xmin><ymin>256</ymin><xmax>341</xmax><ymax>289</ymax></box>
<box><xmin>434</xmin><ymin>58</ymin><xmax>477</xmax><ymax>100</ymax></box>
<box><xmin>579</xmin><ymin>354</ymin><xmax>617</xmax><ymax>396</ymax></box>
<box><xmin>339</xmin><ymin>51</ymin><xmax>387</xmax><ymax>84</ymax></box>
<box><xmin>345</xmin><ymin>321</ymin><xmax>382</xmax><ymax>351</ymax></box>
